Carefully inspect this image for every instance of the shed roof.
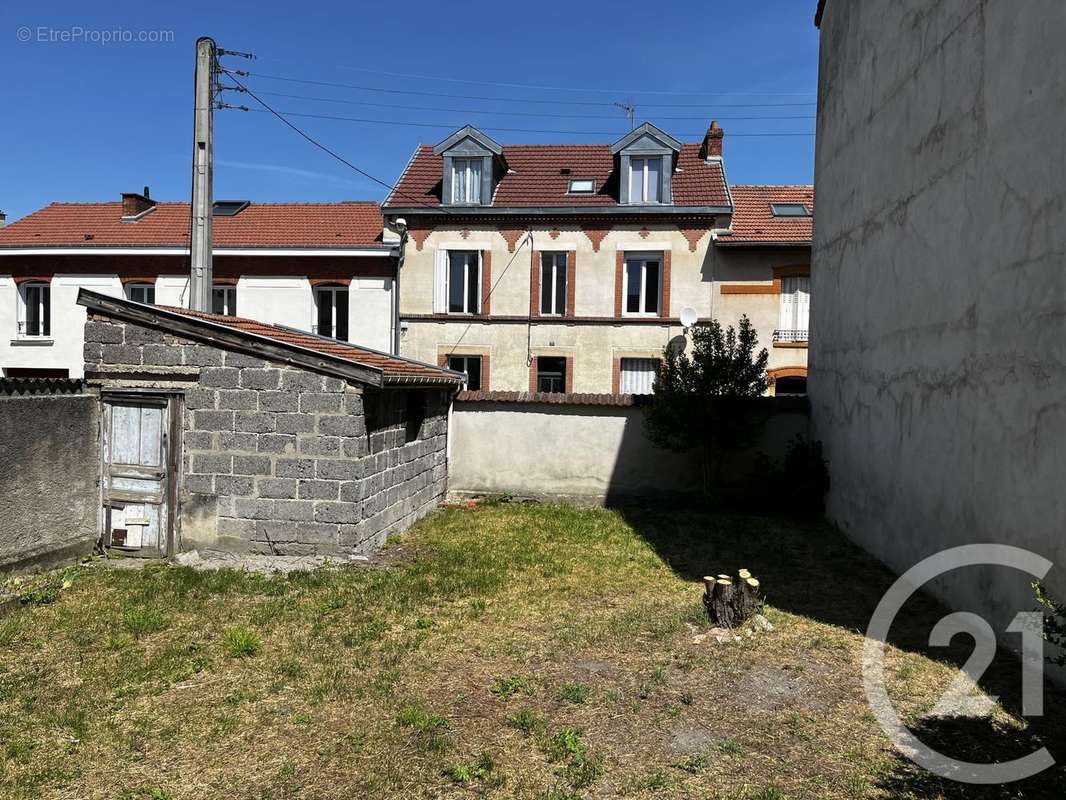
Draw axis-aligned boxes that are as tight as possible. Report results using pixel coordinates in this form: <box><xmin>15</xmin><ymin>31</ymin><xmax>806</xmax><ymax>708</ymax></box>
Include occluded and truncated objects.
<box><xmin>77</xmin><ymin>289</ymin><xmax>463</xmax><ymax>388</ymax></box>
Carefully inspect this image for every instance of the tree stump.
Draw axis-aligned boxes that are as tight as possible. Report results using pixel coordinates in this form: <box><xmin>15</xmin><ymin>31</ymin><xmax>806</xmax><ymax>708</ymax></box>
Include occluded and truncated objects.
<box><xmin>702</xmin><ymin>570</ymin><xmax>761</xmax><ymax>628</ymax></box>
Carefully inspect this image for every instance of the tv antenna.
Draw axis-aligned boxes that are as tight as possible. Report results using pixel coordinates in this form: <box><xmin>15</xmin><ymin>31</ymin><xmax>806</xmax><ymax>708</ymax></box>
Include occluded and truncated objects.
<box><xmin>614</xmin><ymin>100</ymin><xmax>636</xmax><ymax>129</ymax></box>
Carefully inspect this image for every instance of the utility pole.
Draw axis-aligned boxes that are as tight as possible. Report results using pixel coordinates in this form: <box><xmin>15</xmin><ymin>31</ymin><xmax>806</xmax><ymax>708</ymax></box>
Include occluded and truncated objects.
<box><xmin>189</xmin><ymin>36</ymin><xmax>216</xmax><ymax>312</ymax></box>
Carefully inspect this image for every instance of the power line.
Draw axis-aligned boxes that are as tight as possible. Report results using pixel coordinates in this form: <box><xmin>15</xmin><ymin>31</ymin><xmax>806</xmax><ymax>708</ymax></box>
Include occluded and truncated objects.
<box><xmin>220</xmin><ymin>69</ymin><xmax>456</xmax><ymax>213</ymax></box>
<box><xmin>242</xmin><ymin>71</ymin><xmax>816</xmax><ymax>109</ymax></box>
<box><xmin>248</xmin><ymin>89</ymin><xmax>816</xmax><ymax>122</ymax></box>
<box><xmin>270</xmin><ymin>60</ymin><xmax>817</xmax><ymax>98</ymax></box>
<box><xmin>235</xmin><ymin>107</ymin><xmax>815</xmax><ymax>138</ymax></box>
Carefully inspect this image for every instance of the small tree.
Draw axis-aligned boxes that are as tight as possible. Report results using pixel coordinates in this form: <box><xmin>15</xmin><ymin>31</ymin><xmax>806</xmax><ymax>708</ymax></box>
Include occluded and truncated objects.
<box><xmin>644</xmin><ymin>316</ymin><xmax>769</xmax><ymax>498</ymax></box>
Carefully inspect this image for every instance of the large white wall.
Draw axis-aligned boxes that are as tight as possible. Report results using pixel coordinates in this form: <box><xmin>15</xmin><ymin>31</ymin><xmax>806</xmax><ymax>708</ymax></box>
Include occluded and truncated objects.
<box><xmin>811</xmin><ymin>0</ymin><xmax>1066</xmax><ymax>656</ymax></box>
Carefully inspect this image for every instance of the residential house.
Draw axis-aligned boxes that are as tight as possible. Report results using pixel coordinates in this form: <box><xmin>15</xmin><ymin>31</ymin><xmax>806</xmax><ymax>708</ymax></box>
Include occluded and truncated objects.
<box><xmin>0</xmin><ymin>193</ymin><xmax>399</xmax><ymax>378</ymax></box>
<box><xmin>811</xmin><ymin>0</ymin><xmax>1066</xmax><ymax>650</ymax></box>
<box><xmin>382</xmin><ymin>122</ymin><xmax>812</xmax><ymax>396</ymax></box>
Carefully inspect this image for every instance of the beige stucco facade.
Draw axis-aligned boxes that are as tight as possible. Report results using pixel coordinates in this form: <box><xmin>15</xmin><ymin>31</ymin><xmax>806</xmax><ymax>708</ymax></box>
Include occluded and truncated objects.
<box><xmin>393</xmin><ymin>221</ymin><xmax>809</xmax><ymax>394</ymax></box>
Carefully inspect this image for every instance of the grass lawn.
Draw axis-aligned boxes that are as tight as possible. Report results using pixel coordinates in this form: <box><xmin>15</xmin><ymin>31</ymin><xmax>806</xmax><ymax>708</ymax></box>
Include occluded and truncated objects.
<box><xmin>1</xmin><ymin>504</ymin><xmax>1064</xmax><ymax>799</ymax></box>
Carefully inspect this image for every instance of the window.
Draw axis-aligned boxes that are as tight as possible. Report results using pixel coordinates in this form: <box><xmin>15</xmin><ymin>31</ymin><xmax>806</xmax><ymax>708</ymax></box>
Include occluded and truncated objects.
<box><xmin>770</xmin><ymin>203</ymin><xmax>811</xmax><ymax>217</ymax></box>
<box><xmin>452</xmin><ymin>158</ymin><xmax>482</xmax><ymax>204</ymax></box>
<box><xmin>127</xmin><ymin>283</ymin><xmax>155</xmax><ymax>304</ymax></box>
<box><xmin>17</xmin><ymin>282</ymin><xmax>50</xmax><ymax>338</ymax></box>
<box><xmin>536</xmin><ymin>357</ymin><xmax>567</xmax><ymax>393</ymax></box>
<box><xmin>623</xmin><ymin>254</ymin><xmax>662</xmax><ymax>316</ymax></box>
<box><xmin>539</xmin><ymin>253</ymin><xmax>568</xmax><ymax>316</ymax></box>
<box><xmin>314</xmin><ymin>286</ymin><xmax>349</xmax><ymax>341</ymax></box>
<box><xmin>774</xmin><ymin>376</ymin><xmax>807</xmax><ymax>396</ymax></box>
<box><xmin>629</xmin><ymin>156</ymin><xmax>662</xmax><ymax>203</ymax></box>
<box><xmin>568</xmin><ymin>178</ymin><xmax>595</xmax><ymax>194</ymax></box>
<box><xmin>619</xmin><ymin>358</ymin><xmax>658</xmax><ymax>395</ymax></box>
<box><xmin>448</xmin><ymin>251</ymin><xmax>481</xmax><ymax>314</ymax></box>
<box><xmin>776</xmin><ymin>275</ymin><xmax>810</xmax><ymax>342</ymax></box>
<box><xmin>212</xmin><ymin>285</ymin><xmax>237</xmax><ymax>316</ymax></box>
<box><xmin>447</xmin><ymin>355</ymin><xmax>482</xmax><ymax>391</ymax></box>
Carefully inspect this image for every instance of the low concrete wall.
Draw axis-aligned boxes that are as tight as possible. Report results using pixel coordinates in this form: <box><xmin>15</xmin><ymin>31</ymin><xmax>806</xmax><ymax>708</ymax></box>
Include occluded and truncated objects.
<box><xmin>0</xmin><ymin>387</ymin><xmax>100</xmax><ymax>570</ymax></box>
<box><xmin>449</xmin><ymin>394</ymin><xmax>809</xmax><ymax>504</ymax></box>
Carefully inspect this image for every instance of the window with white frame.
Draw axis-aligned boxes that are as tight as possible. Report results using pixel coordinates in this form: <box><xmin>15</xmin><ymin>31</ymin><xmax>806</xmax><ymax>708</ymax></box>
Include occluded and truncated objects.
<box><xmin>447</xmin><ymin>251</ymin><xmax>481</xmax><ymax>314</ymax></box>
<box><xmin>629</xmin><ymin>156</ymin><xmax>662</xmax><ymax>203</ymax></box>
<box><xmin>314</xmin><ymin>286</ymin><xmax>349</xmax><ymax>341</ymax></box>
<box><xmin>127</xmin><ymin>283</ymin><xmax>155</xmax><ymax>304</ymax></box>
<box><xmin>451</xmin><ymin>158</ymin><xmax>483</xmax><ymax>204</ymax></box>
<box><xmin>447</xmin><ymin>355</ymin><xmax>482</xmax><ymax>391</ymax></box>
<box><xmin>776</xmin><ymin>275</ymin><xmax>810</xmax><ymax>343</ymax></box>
<box><xmin>619</xmin><ymin>358</ymin><xmax>658</xmax><ymax>395</ymax></box>
<box><xmin>17</xmin><ymin>282</ymin><xmax>50</xmax><ymax>338</ymax></box>
<box><xmin>623</xmin><ymin>253</ymin><xmax>662</xmax><ymax>316</ymax></box>
<box><xmin>212</xmin><ymin>285</ymin><xmax>237</xmax><ymax>316</ymax></box>
<box><xmin>539</xmin><ymin>252</ymin><xmax>568</xmax><ymax>316</ymax></box>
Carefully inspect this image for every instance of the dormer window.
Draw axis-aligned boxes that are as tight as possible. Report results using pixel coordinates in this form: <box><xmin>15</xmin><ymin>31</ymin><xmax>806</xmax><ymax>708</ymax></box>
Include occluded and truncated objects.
<box><xmin>434</xmin><ymin>126</ymin><xmax>506</xmax><ymax>208</ymax></box>
<box><xmin>629</xmin><ymin>157</ymin><xmax>662</xmax><ymax>204</ymax></box>
<box><xmin>611</xmin><ymin>123</ymin><xmax>681</xmax><ymax>206</ymax></box>
<box><xmin>452</xmin><ymin>158</ymin><xmax>483</xmax><ymax>204</ymax></box>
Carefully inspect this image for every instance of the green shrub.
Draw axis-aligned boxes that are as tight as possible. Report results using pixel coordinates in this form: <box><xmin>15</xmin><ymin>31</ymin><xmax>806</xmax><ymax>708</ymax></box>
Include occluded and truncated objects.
<box><xmin>490</xmin><ymin>674</ymin><xmax>533</xmax><ymax>699</ymax></box>
<box><xmin>557</xmin><ymin>682</ymin><xmax>590</xmax><ymax>704</ymax></box>
<box><xmin>750</xmin><ymin>435</ymin><xmax>830</xmax><ymax>518</ymax></box>
<box><xmin>222</xmin><ymin>625</ymin><xmax>261</xmax><ymax>658</ymax></box>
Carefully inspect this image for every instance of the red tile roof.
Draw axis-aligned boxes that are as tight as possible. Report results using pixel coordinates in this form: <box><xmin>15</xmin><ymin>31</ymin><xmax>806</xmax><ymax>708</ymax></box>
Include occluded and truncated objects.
<box><xmin>717</xmin><ymin>185</ymin><xmax>814</xmax><ymax>246</ymax></box>
<box><xmin>156</xmin><ymin>305</ymin><xmax>460</xmax><ymax>385</ymax></box>
<box><xmin>386</xmin><ymin>143</ymin><xmax>729</xmax><ymax>210</ymax></box>
<box><xmin>0</xmin><ymin>202</ymin><xmax>385</xmax><ymax>248</ymax></box>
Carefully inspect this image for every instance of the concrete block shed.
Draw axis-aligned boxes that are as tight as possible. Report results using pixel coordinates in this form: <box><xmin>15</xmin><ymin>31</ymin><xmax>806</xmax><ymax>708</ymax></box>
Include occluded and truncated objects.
<box><xmin>77</xmin><ymin>289</ymin><xmax>463</xmax><ymax>558</ymax></box>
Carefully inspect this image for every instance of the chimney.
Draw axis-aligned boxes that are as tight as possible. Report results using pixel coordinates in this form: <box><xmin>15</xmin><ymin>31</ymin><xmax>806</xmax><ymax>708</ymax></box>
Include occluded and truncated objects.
<box><xmin>700</xmin><ymin>121</ymin><xmax>724</xmax><ymax>159</ymax></box>
<box><xmin>121</xmin><ymin>187</ymin><xmax>155</xmax><ymax>219</ymax></box>
<box><xmin>0</xmin><ymin>210</ymin><xmax>6</xmax><ymax>228</ymax></box>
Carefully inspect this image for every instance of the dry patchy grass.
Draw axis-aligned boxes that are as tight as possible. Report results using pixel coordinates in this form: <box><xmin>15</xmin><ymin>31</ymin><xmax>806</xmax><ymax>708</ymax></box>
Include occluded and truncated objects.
<box><xmin>1</xmin><ymin>505</ymin><xmax>1065</xmax><ymax>799</ymax></box>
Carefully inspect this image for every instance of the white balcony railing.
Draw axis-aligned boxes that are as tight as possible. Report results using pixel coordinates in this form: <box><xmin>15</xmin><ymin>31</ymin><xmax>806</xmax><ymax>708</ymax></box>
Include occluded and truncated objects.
<box><xmin>773</xmin><ymin>328</ymin><xmax>808</xmax><ymax>343</ymax></box>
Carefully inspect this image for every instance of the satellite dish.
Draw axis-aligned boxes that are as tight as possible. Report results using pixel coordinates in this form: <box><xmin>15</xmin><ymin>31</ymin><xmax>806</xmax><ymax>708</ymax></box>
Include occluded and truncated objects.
<box><xmin>680</xmin><ymin>307</ymin><xmax>698</xmax><ymax>328</ymax></box>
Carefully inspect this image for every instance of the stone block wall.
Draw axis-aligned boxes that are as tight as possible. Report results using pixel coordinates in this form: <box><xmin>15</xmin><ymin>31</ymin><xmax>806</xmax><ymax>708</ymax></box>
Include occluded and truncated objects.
<box><xmin>84</xmin><ymin>314</ymin><xmax>449</xmax><ymax>556</ymax></box>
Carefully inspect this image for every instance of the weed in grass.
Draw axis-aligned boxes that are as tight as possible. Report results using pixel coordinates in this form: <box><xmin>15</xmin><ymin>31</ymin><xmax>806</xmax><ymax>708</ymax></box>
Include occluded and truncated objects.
<box><xmin>345</xmin><ymin>732</ymin><xmax>365</xmax><ymax>752</ymax></box>
<box><xmin>414</xmin><ymin>617</ymin><xmax>434</xmax><ymax>629</ymax></box>
<box><xmin>18</xmin><ymin>584</ymin><xmax>60</xmax><ymax>606</ymax></box>
<box><xmin>679</xmin><ymin>691</ymin><xmax>695</xmax><ymax>705</ymax></box>
<box><xmin>0</xmin><ymin>615</ymin><xmax>21</xmax><ymax>645</ymax></box>
<box><xmin>719</xmin><ymin>737</ymin><xmax>743</xmax><ymax>755</ymax></box>
<box><xmin>491</xmin><ymin>674</ymin><xmax>534</xmax><ymax>699</ymax></box>
<box><xmin>507</xmin><ymin>708</ymin><xmax>546</xmax><ymax>736</ymax></box>
<box><xmin>543</xmin><ymin>728</ymin><xmax>604</xmax><ymax>790</ymax></box>
<box><xmin>396</xmin><ymin>705</ymin><xmax>450</xmax><ymax>752</ymax></box>
<box><xmin>276</xmin><ymin>657</ymin><xmax>303</xmax><ymax>680</ymax></box>
<box><xmin>673</xmin><ymin>753</ymin><xmax>708</xmax><ymax>774</ymax></box>
<box><xmin>123</xmin><ymin>605</ymin><xmax>167</xmax><ymax>638</ymax></box>
<box><xmin>625</xmin><ymin>771</ymin><xmax>672</xmax><ymax>793</ymax></box>
<box><xmin>222</xmin><ymin>625</ymin><xmax>261</xmax><ymax>658</ymax></box>
<box><xmin>445</xmin><ymin>752</ymin><xmax>497</xmax><ymax>784</ymax></box>
<box><xmin>638</xmin><ymin>666</ymin><xmax>668</xmax><ymax>699</ymax></box>
<box><xmin>748</xmin><ymin>788</ymin><xmax>785</xmax><ymax>800</ymax></box>
<box><xmin>557</xmin><ymin>682</ymin><xmax>590</xmax><ymax>704</ymax></box>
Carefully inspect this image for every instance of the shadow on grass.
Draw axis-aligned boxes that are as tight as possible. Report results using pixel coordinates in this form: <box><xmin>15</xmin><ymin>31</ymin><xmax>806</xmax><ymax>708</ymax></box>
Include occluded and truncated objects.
<box><xmin>615</xmin><ymin>505</ymin><xmax>1066</xmax><ymax>797</ymax></box>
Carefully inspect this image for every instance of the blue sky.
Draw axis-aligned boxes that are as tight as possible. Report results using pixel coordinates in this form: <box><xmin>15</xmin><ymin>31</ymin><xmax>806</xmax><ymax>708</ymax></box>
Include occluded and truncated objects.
<box><xmin>0</xmin><ymin>1</ymin><xmax>820</xmax><ymax>222</ymax></box>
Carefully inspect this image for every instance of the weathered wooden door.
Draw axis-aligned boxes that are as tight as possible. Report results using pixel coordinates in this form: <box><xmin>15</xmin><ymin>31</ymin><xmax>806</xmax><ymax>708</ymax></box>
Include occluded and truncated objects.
<box><xmin>102</xmin><ymin>396</ymin><xmax>171</xmax><ymax>556</ymax></box>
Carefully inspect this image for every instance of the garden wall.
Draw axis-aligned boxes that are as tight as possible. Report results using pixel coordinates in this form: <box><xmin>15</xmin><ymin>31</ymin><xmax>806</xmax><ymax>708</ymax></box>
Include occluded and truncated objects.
<box><xmin>0</xmin><ymin>380</ymin><xmax>100</xmax><ymax>571</ymax></box>
<box><xmin>448</xmin><ymin>392</ymin><xmax>809</xmax><ymax>504</ymax></box>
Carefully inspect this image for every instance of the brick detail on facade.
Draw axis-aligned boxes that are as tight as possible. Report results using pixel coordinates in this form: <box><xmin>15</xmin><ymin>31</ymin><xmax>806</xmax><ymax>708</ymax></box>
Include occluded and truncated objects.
<box><xmin>720</xmin><ymin>263</ymin><xmax>809</xmax><ymax>296</ymax></box>
<box><xmin>529</xmin><ymin>250</ymin><xmax>540</xmax><ymax>318</ymax></box>
<box><xmin>481</xmin><ymin>250</ymin><xmax>492</xmax><ymax>315</ymax></box>
<box><xmin>438</xmin><ymin>351</ymin><xmax>489</xmax><ymax>391</ymax></box>
<box><xmin>566</xmin><ymin>251</ymin><xmax>577</xmax><ymax>319</ymax></box>
<box><xmin>499</xmin><ymin>228</ymin><xmax>526</xmax><ymax>253</ymax></box>
<box><xmin>614</xmin><ymin>251</ymin><xmax>625</xmax><ymax>318</ymax></box>
<box><xmin>679</xmin><ymin>227</ymin><xmax>707</xmax><ymax>252</ymax></box>
<box><xmin>611</xmin><ymin>357</ymin><xmax>621</xmax><ymax>395</ymax></box>
<box><xmin>662</xmin><ymin>250</ymin><xmax>672</xmax><ymax>318</ymax></box>
<box><xmin>84</xmin><ymin>314</ymin><xmax>450</xmax><ymax>558</ymax></box>
<box><xmin>582</xmin><ymin>223</ymin><xmax>611</xmax><ymax>252</ymax></box>
<box><xmin>409</xmin><ymin>225</ymin><xmax>433</xmax><ymax>251</ymax></box>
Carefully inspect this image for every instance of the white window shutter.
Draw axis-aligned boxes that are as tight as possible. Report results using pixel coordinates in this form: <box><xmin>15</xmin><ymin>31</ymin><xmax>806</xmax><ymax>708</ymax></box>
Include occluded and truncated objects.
<box><xmin>433</xmin><ymin>249</ymin><xmax>447</xmax><ymax>314</ymax></box>
<box><xmin>795</xmin><ymin>276</ymin><xmax>810</xmax><ymax>333</ymax></box>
